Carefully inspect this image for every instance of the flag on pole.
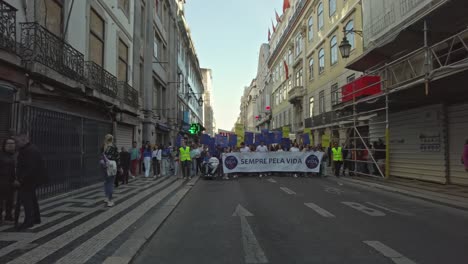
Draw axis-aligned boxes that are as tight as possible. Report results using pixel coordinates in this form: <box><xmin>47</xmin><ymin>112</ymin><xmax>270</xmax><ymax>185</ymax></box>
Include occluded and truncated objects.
<box><xmin>283</xmin><ymin>60</ymin><xmax>289</xmax><ymax>79</ymax></box>
<box><xmin>283</xmin><ymin>0</ymin><xmax>291</xmax><ymax>13</ymax></box>
<box><xmin>275</xmin><ymin>10</ymin><xmax>282</xmax><ymax>23</ymax></box>
<box><xmin>271</xmin><ymin>20</ymin><xmax>276</xmax><ymax>33</ymax></box>
<box><xmin>268</xmin><ymin>29</ymin><xmax>271</xmax><ymax>41</ymax></box>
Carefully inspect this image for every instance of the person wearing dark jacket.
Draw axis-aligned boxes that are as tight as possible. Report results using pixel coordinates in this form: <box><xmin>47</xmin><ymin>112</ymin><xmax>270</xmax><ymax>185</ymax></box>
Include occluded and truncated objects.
<box><xmin>0</xmin><ymin>138</ymin><xmax>16</xmax><ymax>223</ymax></box>
<box><xmin>119</xmin><ymin>147</ymin><xmax>131</xmax><ymax>184</ymax></box>
<box><xmin>14</xmin><ymin>134</ymin><xmax>46</xmax><ymax>230</ymax></box>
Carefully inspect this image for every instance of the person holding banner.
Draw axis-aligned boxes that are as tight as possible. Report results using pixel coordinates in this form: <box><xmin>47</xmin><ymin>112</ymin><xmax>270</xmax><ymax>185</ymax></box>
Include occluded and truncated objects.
<box><xmin>256</xmin><ymin>142</ymin><xmax>268</xmax><ymax>178</ymax></box>
<box><xmin>240</xmin><ymin>142</ymin><xmax>250</xmax><ymax>153</ymax></box>
<box><xmin>289</xmin><ymin>143</ymin><xmax>300</xmax><ymax>178</ymax></box>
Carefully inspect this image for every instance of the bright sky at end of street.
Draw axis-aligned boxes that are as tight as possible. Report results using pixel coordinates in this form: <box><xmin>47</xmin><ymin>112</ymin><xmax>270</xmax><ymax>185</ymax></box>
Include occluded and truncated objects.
<box><xmin>185</xmin><ymin>0</ymin><xmax>283</xmax><ymax>131</ymax></box>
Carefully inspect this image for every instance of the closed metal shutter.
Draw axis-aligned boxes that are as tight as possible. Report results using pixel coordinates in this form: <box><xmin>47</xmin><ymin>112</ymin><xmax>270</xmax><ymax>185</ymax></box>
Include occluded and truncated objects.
<box><xmin>448</xmin><ymin>104</ymin><xmax>468</xmax><ymax>185</ymax></box>
<box><xmin>116</xmin><ymin>124</ymin><xmax>134</xmax><ymax>151</ymax></box>
<box><xmin>389</xmin><ymin>104</ymin><xmax>446</xmax><ymax>183</ymax></box>
<box><xmin>0</xmin><ymin>103</ymin><xmax>11</xmax><ymax>143</ymax></box>
<box><xmin>369</xmin><ymin>115</ymin><xmax>386</xmax><ymax>144</ymax></box>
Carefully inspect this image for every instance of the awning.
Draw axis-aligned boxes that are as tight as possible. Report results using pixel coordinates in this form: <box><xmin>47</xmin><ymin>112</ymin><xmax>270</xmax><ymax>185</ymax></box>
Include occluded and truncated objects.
<box><xmin>156</xmin><ymin>122</ymin><xmax>171</xmax><ymax>132</ymax></box>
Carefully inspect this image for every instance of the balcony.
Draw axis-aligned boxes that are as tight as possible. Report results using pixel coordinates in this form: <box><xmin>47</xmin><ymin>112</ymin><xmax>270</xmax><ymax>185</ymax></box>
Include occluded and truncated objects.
<box><xmin>84</xmin><ymin>61</ymin><xmax>118</xmax><ymax>98</ymax></box>
<box><xmin>0</xmin><ymin>0</ymin><xmax>17</xmax><ymax>53</ymax></box>
<box><xmin>288</xmin><ymin>85</ymin><xmax>305</xmax><ymax>105</ymax></box>
<box><xmin>20</xmin><ymin>22</ymin><xmax>84</xmax><ymax>82</ymax></box>
<box><xmin>118</xmin><ymin>81</ymin><xmax>138</xmax><ymax>107</ymax></box>
<box><xmin>312</xmin><ymin>112</ymin><xmax>333</xmax><ymax>127</ymax></box>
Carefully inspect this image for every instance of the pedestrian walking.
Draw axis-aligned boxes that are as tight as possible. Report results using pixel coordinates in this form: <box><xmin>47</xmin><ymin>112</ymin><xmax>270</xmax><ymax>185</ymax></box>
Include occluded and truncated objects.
<box><xmin>462</xmin><ymin>139</ymin><xmax>468</xmax><ymax>172</ymax></box>
<box><xmin>143</xmin><ymin>143</ymin><xmax>152</xmax><ymax>177</ymax></box>
<box><xmin>0</xmin><ymin>138</ymin><xmax>16</xmax><ymax>223</ymax></box>
<box><xmin>152</xmin><ymin>145</ymin><xmax>162</xmax><ymax>177</ymax></box>
<box><xmin>119</xmin><ymin>147</ymin><xmax>131</xmax><ymax>184</ymax></box>
<box><xmin>14</xmin><ymin>134</ymin><xmax>47</xmax><ymax>229</ymax></box>
<box><xmin>179</xmin><ymin>141</ymin><xmax>191</xmax><ymax>180</ymax></box>
<box><xmin>161</xmin><ymin>145</ymin><xmax>172</xmax><ymax>177</ymax></box>
<box><xmin>100</xmin><ymin>134</ymin><xmax>120</xmax><ymax>207</ymax></box>
<box><xmin>129</xmin><ymin>141</ymin><xmax>140</xmax><ymax>178</ymax></box>
<box><xmin>190</xmin><ymin>143</ymin><xmax>200</xmax><ymax>177</ymax></box>
<box><xmin>331</xmin><ymin>142</ymin><xmax>343</xmax><ymax>178</ymax></box>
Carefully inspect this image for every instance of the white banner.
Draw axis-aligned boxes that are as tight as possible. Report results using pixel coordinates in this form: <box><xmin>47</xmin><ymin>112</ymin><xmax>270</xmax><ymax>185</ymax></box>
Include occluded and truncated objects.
<box><xmin>222</xmin><ymin>152</ymin><xmax>324</xmax><ymax>173</ymax></box>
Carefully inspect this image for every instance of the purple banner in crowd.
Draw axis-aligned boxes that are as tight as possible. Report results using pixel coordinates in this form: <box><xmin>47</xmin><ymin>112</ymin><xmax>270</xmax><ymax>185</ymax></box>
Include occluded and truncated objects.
<box><xmin>215</xmin><ymin>134</ymin><xmax>228</xmax><ymax>148</ymax></box>
<box><xmin>281</xmin><ymin>138</ymin><xmax>291</xmax><ymax>150</ymax></box>
<box><xmin>244</xmin><ymin>132</ymin><xmax>254</xmax><ymax>145</ymax></box>
<box><xmin>273</xmin><ymin>131</ymin><xmax>282</xmax><ymax>144</ymax></box>
<box><xmin>229</xmin><ymin>134</ymin><xmax>237</xmax><ymax>147</ymax></box>
<box><xmin>302</xmin><ymin>133</ymin><xmax>310</xmax><ymax>145</ymax></box>
<box><xmin>254</xmin><ymin>133</ymin><xmax>263</xmax><ymax>145</ymax></box>
<box><xmin>201</xmin><ymin>134</ymin><xmax>211</xmax><ymax>145</ymax></box>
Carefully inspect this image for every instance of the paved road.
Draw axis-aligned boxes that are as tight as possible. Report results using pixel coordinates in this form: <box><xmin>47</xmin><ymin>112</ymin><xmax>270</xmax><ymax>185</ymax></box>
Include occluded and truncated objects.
<box><xmin>134</xmin><ymin>175</ymin><xmax>468</xmax><ymax>264</ymax></box>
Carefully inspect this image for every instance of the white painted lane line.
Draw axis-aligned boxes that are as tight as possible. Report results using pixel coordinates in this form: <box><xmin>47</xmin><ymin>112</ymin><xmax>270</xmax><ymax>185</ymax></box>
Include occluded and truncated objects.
<box><xmin>233</xmin><ymin>205</ymin><xmax>268</xmax><ymax>264</ymax></box>
<box><xmin>267</xmin><ymin>178</ymin><xmax>277</xmax><ymax>183</ymax></box>
<box><xmin>365</xmin><ymin>202</ymin><xmax>413</xmax><ymax>216</ymax></box>
<box><xmin>280</xmin><ymin>187</ymin><xmax>296</xmax><ymax>195</ymax></box>
<box><xmin>364</xmin><ymin>241</ymin><xmax>417</xmax><ymax>264</ymax></box>
<box><xmin>342</xmin><ymin>202</ymin><xmax>386</xmax><ymax>216</ymax></box>
<box><xmin>304</xmin><ymin>203</ymin><xmax>335</xmax><ymax>218</ymax></box>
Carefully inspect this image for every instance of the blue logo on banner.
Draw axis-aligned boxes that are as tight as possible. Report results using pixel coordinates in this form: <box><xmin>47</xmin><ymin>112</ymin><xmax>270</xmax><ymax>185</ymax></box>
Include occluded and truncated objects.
<box><xmin>305</xmin><ymin>154</ymin><xmax>320</xmax><ymax>169</ymax></box>
<box><xmin>224</xmin><ymin>156</ymin><xmax>238</xmax><ymax>170</ymax></box>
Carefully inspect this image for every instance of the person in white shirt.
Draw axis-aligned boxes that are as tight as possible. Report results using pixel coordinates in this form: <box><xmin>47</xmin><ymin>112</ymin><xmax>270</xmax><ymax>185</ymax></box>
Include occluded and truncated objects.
<box><xmin>240</xmin><ymin>142</ymin><xmax>250</xmax><ymax>153</ymax></box>
<box><xmin>290</xmin><ymin>143</ymin><xmax>300</xmax><ymax>178</ymax></box>
<box><xmin>256</xmin><ymin>141</ymin><xmax>268</xmax><ymax>177</ymax></box>
<box><xmin>152</xmin><ymin>145</ymin><xmax>162</xmax><ymax>177</ymax></box>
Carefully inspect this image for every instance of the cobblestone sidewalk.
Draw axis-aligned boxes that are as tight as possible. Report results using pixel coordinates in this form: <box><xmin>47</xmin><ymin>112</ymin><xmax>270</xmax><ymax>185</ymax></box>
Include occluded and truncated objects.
<box><xmin>0</xmin><ymin>176</ymin><xmax>195</xmax><ymax>264</ymax></box>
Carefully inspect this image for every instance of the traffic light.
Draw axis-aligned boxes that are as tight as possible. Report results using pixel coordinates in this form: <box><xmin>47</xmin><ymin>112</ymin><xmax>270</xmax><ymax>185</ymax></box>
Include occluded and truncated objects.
<box><xmin>188</xmin><ymin>123</ymin><xmax>201</xmax><ymax>135</ymax></box>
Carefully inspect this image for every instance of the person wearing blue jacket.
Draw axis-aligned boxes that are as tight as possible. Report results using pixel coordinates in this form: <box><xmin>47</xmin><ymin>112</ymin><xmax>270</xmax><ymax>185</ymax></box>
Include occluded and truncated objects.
<box><xmin>143</xmin><ymin>143</ymin><xmax>152</xmax><ymax>177</ymax></box>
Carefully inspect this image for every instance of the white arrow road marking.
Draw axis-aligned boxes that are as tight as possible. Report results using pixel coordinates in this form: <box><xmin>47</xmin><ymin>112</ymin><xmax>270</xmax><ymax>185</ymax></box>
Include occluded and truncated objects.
<box><xmin>304</xmin><ymin>203</ymin><xmax>335</xmax><ymax>218</ymax></box>
<box><xmin>280</xmin><ymin>187</ymin><xmax>296</xmax><ymax>195</ymax></box>
<box><xmin>364</xmin><ymin>241</ymin><xmax>417</xmax><ymax>264</ymax></box>
<box><xmin>232</xmin><ymin>204</ymin><xmax>268</xmax><ymax>264</ymax></box>
<box><xmin>267</xmin><ymin>178</ymin><xmax>277</xmax><ymax>183</ymax></box>
<box><xmin>365</xmin><ymin>202</ymin><xmax>413</xmax><ymax>216</ymax></box>
<box><xmin>342</xmin><ymin>202</ymin><xmax>386</xmax><ymax>216</ymax></box>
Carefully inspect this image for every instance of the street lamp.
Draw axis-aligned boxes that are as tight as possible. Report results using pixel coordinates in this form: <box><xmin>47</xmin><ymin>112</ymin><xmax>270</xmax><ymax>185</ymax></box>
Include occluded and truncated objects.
<box><xmin>339</xmin><ymin>29</ymin><xmax>363</xmax><ymax>59</ymax></box>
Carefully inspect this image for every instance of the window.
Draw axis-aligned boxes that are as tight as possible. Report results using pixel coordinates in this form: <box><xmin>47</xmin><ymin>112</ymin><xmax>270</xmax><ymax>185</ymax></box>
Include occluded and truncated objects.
<box><xmin>319</xmin><ymin>90</ymin><xmax>325</xmax><ymax>114</ymax></box>
<box><xmin>140</xmin><ymin>5</ymin><xmax>145</xmax><ymax>38</ymax></box>
<box><xmin>329</xmin><ymin>0</ymin><xmax>336</xmax><ymax>17</ymax></box>
<box><xmin>288</xmin><ymin>49</ymin><xmax>293</xmax><ymax>65</ymax></box>
<box><xmin>308</xmin><ymin>58</ymin><xmax>314</xmax><ymax>80</ymax></box>
<box><xmin>331</xmin><ymin>83</ymin><xmax>341</xmax><ymax>105</ymax></box>
<box><xmin>318</xmin><ymin>48</ymin><xmax>325</xmax><ymax>73</ymax></box>
<box><xmin>347</xmin><ymin>74</ymin><xmax>355</xmax><ymax>83</ymax></box>
<box><xmin>318</xmin><ymin>2</ymin><xmax>324</xmax><ymax>30</ymax></box>
<box><xmin>118</xmin><ymin>0</ymin><xmax>130</xmax><ymax>16</ymax></box>
<box><xmin>283</xmin><ymin>85</ymin><xmax>287</xmax><ymax>100</ymax></box>
<box><xmin>345</xmin><ymin>20</ymin><xmax>355</xmax><ymax>50</ymax></box>
<box><xmin>153</xmin><ymin>41</ymin><xmax>158</xmax><ymax>59</ymax></box>
<box><xmin>288</xmin><ymin>79</ymin><xmax>292</xmax><ymax>91</ymax></box>
<box><xmin>309</xmin><ymin>97</ymin><xmax>314</xmax><ymax>117</ymax></box>
<box><xmin>295</xmin><ymin>68</ymin><xmax>303</xmax><ymax>87</ymax></box>
<box><xmin>118</xmin><ymin>39</ymin><xmax>129</xmax><ymax>82</ymax></box>
<box><xmin>330</xmin><ymin>35</ymin><xmax>338</xmax><ymax>65</ymax></box>
<box><xmin>308</xmin><ymin>16</ymin><xmax>314</xmax><ymax>42</ymax></box>
<box><xmin>295</xmin><ymin>33</ymin><xmax>303</xmax><ymax>56</ymax></box>
<box><xmin>89</xmin><ymin>9</ymin><xmax>105</xmax><ymax>66</ymax></box>
<box><xmin>43</xmin><ymin>0</ymin><xmax>63</xmax><ymax>37</ymax></box>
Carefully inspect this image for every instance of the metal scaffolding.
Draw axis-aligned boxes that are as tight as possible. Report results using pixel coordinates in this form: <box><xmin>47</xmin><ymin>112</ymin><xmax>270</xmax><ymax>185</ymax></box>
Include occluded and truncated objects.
<box><xmin>328</xmin><ymin>24</ymin><xmax>468</xmax><ymax>179</ymax></box>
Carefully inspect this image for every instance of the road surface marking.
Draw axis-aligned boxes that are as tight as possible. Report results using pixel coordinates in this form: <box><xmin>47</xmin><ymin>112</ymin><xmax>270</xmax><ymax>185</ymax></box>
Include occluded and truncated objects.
<box><xmin>233</xmin><ymin>204</ymin><xmax>268</xmax><ymax>264</ymax></box>
<box><xmin>4</xmin><ymin>178</ymin><xmax>174</xmax><ymax>264</ymax></box>
<box><xmin>304</xmin><ymin>203</ymin><xmax>335</xmax><ymax>218</ymax></box>
<box><xmin>364</xmin><ymin>241</ymin><xmax>417</xmax><ymax>264</ymax></box>
<box><xmin>366</xmin><ymin>202</ymin><xmax>413</xmax><ymax>216</ymax></box>
<box><xmin>267</xmin><ymin>178</ymin><xmax>277</xmax><ymax>183</ymax></box>
<box><xmin>280</xmin><ymin>187</ymin><xmax>296</xmax><ymax>195</ymax></box>
<box><xmin>324</xmin><ymin>185</ymin><xmax>343</xmax><ymax>195</ymax></box>
<box><xmin>342</xmin><ymin>202</ymin><xmax>386</xmax><ymax>216</ymax></box>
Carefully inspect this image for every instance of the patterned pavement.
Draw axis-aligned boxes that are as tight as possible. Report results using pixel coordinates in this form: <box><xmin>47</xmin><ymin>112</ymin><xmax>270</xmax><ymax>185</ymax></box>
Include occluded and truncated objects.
<box><xmin>0</xmin><ymin>176</ymin><xmax>192</xmax><ymax>264</ymax></box>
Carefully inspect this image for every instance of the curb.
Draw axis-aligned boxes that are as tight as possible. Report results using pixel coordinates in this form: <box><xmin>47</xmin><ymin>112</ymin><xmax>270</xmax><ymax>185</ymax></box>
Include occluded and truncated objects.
<box><xmin>338</xmin><ymin>177</ymin><xmax>468</xmax><ymax>211</ymax></box>
<box><xmin>102</xmin><ymin>176</ymin><xmax>200</xmax><ymax>264</ymax></box>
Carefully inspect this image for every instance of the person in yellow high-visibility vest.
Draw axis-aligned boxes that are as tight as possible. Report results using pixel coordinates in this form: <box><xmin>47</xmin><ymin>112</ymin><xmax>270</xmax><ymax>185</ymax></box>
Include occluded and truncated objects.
<box><xmin>179</xmin><ymin>140</ymin><xmax>191</xmax><ymax>180</ymax></box>
<box><xmin>331</xmin><ymin>142</ymin><xmax>343</xmax><ymax>178</ymax></box>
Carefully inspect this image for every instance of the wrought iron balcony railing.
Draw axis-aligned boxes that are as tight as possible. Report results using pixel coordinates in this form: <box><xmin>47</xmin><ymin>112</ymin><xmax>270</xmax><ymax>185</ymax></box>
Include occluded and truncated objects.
<box><xmin>84</xmin><ymin>61</ymin><xmax>118</xmax><ymax>98</ymax></box>
<box><xmin>118</xmin><ymin>81</ymin><xmax>138</xmax><ymax>107</ymax></box>
<box><xmin>20</xmin><ymin>22</ymin><xmax>84</xmax><ymax>82</ymax></box>
<box><xmin>0</xmin><ymin>0</ymin><xmax>17</xmax><ymax>53</ymax></box>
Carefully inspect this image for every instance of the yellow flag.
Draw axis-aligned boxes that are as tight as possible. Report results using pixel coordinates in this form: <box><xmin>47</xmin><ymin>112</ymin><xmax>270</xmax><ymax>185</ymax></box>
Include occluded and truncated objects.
<box><xmin>282</xmin><ymin>126</ymin><xmax>290</xmax><ymax>138</ymax></box>
<box><xmin>235</xmin><ymin>123</ymin><xmax>244</xmax><ymax>147</ymax></box>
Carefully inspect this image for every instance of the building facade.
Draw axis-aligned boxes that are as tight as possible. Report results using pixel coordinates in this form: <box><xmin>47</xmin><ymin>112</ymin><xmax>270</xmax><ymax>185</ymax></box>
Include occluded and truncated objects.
<box><xmin>0</xmin><ymin>0</ymin><xmax>205</xmax><ymax>197</ymax></box>
<box><xmin>255</xmin><ymin>44</ymin><xmax>272</xmax><ymax>131</ymax></box>
<box><xmin>176</xmin><ymin>1</ymin><xmax>204</xmax><ymax>137</ymax></box>
<box><xmin>201</xmin><ymin>68</ymin><xmax>215</xmax><ymax>136</ymax></box>
<box><xmin>238</xmin><ymin>79</ymin><xmax>258</xmax><ymax>132</ymax></box>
